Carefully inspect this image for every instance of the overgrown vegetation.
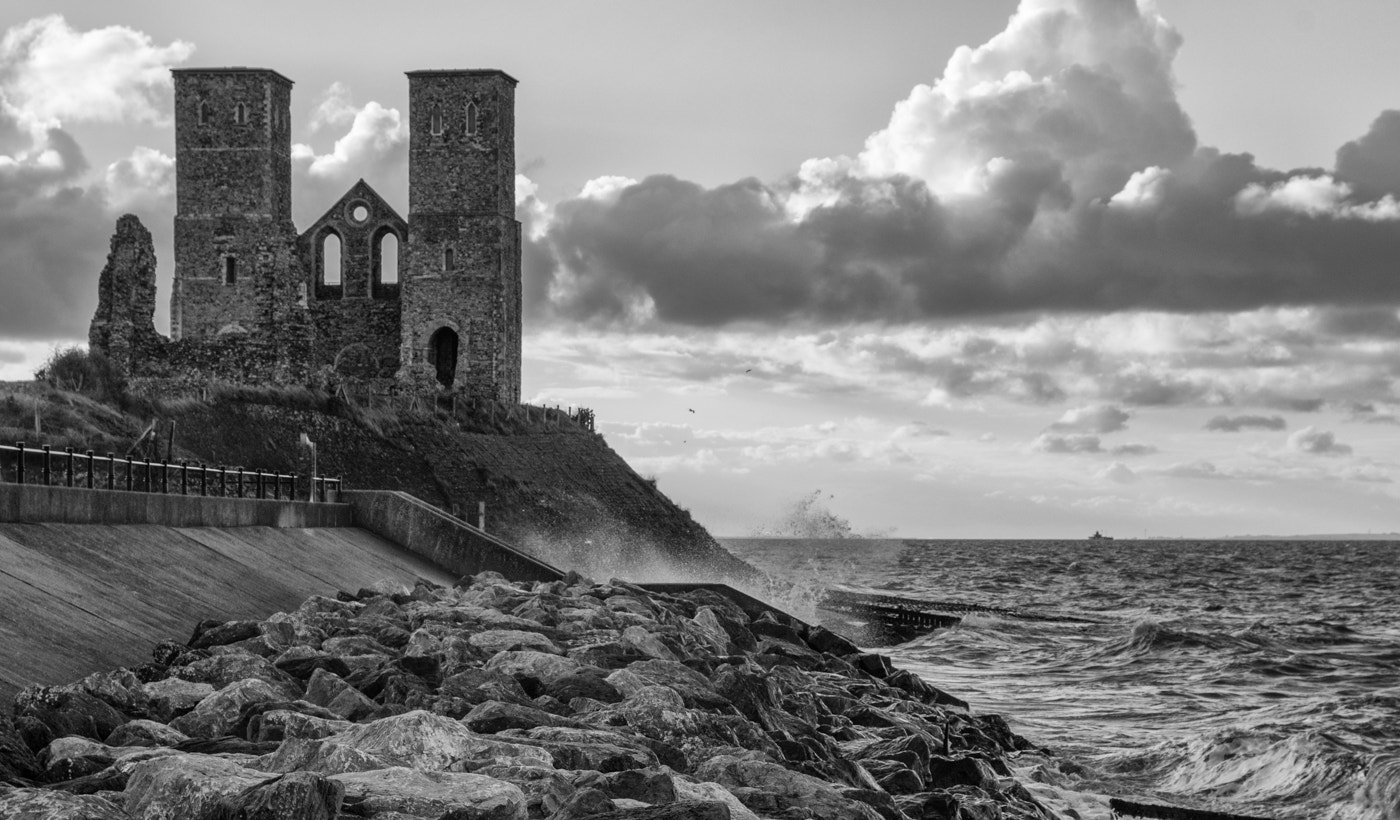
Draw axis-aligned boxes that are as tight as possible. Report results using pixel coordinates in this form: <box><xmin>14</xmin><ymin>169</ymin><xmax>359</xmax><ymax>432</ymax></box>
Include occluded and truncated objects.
<box><xmin>34</xmin><ymin>346</ymin><xmax>126</xmax><ymax>404</ymax></box>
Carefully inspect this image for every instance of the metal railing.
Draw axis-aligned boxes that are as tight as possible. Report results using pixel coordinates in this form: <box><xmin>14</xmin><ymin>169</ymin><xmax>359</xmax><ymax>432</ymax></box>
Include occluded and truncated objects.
<box><xmin>0</xmin><ymin>442</ymin><xmax>342</xmax><ymax>502</ymax></box>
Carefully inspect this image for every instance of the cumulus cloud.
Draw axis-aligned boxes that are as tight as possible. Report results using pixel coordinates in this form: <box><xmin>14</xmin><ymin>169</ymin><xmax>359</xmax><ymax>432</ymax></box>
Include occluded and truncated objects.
<box><xmin>1205</xmin><ymin>414</ymin><xmax>1286</xmax><ymax>432</ymax></box>
<box><xmin>0</xmin><ymin>15</ymin><xmax>192</xmax><ymax>128</ymax></box>
<box><xmin>1287</xmin><ymin>426</ymin><xmax>1353</xmax><ymax>457</ymax></box>
<box><xmin>1161</xmin><ymin>460</ymin><xmax>1228</xmax><ymax>480</ymax></box>
<box><xmin>292</xmin><ymin>85</ymin><xmax>409</xmax><ymax>224</ymax></box>
<box><xmin>1110</xmin><ymin>443</ymin><xmax>1156</xmax><ymax>456</ymax></box>
<box><xmin>1032</xmin><ymin>433</ymin><xmax>1101</xmax><ymax>454</ymax></box>
<box><xmin>519</xmin><ymin>0</ymin><xmax>1400</xmax><ymax>329</ymax></box>
<box><xmin>1049</xmin><ymin>404</ymin><xmax>1129</xmax><ymax>434</ymax></box>
<box><xmin>1098</xmin><ymin>462</ymin><xmax>1137</xmax><ymax>484</ymax></box>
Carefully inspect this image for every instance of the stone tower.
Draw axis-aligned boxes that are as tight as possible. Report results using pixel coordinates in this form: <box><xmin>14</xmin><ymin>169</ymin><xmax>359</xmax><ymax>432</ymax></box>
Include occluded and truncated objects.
<box><xmin>169</xmin><ymin>68</ymin><xmax>298</xmax><ymax>343</ymax></box>
<box><xmin>400</xmin><ymin>70</ymin><xmax>522</xmax><ymax>402</ymax></box>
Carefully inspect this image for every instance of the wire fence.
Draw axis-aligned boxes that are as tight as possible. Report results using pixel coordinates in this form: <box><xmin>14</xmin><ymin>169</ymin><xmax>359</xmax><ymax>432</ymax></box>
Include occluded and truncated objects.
<box><xmin>0</xmin><ymin>442</ymin><xmax>342</xmax><ymax>503</ymax></box>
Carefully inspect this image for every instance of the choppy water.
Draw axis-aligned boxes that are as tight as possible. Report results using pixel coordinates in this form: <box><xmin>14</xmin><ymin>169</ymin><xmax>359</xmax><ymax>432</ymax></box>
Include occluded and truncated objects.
<box><xmin>719</xmin><ymin>537</ymin><xmax>1400</xmax><ymax>820</ymax></box>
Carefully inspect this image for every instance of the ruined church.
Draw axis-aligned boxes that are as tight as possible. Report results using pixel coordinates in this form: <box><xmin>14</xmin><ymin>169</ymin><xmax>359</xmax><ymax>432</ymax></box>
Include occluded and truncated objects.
<box><xmin>90</xmin><ymin>67</ymin><xmax>522</xmax><ymax>402</ymax></box>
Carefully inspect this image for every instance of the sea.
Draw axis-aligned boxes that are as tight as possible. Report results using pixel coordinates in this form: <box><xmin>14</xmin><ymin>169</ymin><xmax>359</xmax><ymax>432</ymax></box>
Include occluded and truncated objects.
<box><xmin>718</xmin><ymin>537</ymin><xmax>1400</xmax><ymax>820</ymax></box>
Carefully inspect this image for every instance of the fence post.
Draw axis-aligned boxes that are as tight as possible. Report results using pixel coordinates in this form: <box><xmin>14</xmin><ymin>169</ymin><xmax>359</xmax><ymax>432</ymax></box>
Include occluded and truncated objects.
<box><xmin>126</xmin><ymin>456</ymin><xmax>133</xmax><ymax>491</ymax></box>
<box><xmin>160</xmin><ymin>460</ymin><xmax>169</xmax><ymax>494</ymax></box>
<box><xmin>143</xmin><ymin>457</ymin><xmax>152</xmax><ymax>493</ymax></box>
<box><xmin>85</xmin><ymin>450</ymin><xmax>94</xmax><ymax>489</ymax></box>
<box><xmin>256</xmin><ymin>471</ymin><xmax>264</xmax><ymax>499</ymax></box>
<box><xmin>64</xmin><ymin>446</ymin><xmax>73</xmax><ymax>487</ymax></box>
<box><xmin>272</xmin><ymin>474</ymin><xmax>280</xmax><ymax>500</ymax></box>
<box><xmin>237</xmin><ymin>468</ymin><xmax>244</xmax><ymax>498</ymax></box>
<box><xmin>15</xmin><ymin>443</ymin><xmax>24</xmax><ymax>485</ymax></box>
<box><xmin>106</xmin><ymin>453</ymin><xmax>114</xmax><ymax>490</ymax></box>
<box><xmin>220</xmin><ymin>466</ymin><xmax>227</xmax><ymax>498</ymax></box>
<box><xmin>200</xmin><ymin>464</ymin><xmax>208</xmax><ymax>497</ymax></box>
<box><xmin>180</xmin><ymin>460</ymin><xmax>188</xmax><ymax>495</ymax></box>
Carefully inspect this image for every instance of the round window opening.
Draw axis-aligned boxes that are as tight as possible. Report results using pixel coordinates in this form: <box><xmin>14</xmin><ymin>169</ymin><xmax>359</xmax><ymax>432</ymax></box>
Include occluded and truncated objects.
<box><xmin>350</xmin><ymin>204</ymin><xmax>369</xmax><ymax>223</ymax></box>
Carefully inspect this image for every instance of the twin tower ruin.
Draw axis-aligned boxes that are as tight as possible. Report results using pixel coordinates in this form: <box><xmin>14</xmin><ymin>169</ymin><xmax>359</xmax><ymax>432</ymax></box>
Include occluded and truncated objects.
<box><xmin>91</xmin><ymin>67</ymin><xmax>521</xmax><ymax>401</ymax></box>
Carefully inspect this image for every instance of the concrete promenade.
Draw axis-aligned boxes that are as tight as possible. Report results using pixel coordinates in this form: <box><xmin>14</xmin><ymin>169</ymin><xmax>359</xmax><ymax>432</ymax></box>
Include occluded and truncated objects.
<box><xmin>0</xmin><ymin>484</ymin><xmax>454</xmax><ymax>699</ymax></box>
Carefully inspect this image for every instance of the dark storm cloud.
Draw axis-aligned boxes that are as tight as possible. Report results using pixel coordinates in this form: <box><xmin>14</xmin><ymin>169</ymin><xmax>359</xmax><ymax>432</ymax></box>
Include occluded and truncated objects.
<box><xmin>1205</xmin><ymin>414</ymin><xmax>1287</xmax><ymax>432</ymax></box>
<box><xmin>0</xmin><ymin>123</ymin><xmax>110</xmax><ymax>340</ymax></box>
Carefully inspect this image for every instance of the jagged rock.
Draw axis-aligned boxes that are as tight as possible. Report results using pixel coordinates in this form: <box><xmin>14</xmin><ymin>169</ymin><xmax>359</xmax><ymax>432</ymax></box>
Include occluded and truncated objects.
<box><xmin>243</xmin><ymin>708</ymin><xmax>351</xmax><ymax>744</ymax></box>
<box><xmin>302</xmin><ymin>669</ymin><xmax>379</xmax><ymax>721</ymax></box>
<box><xmin>694</xmin><ymin>754</ymin><xmax>882</xmax><ymax>820</ymax></box>
<box><xmin>589</xmin><ymin>767</ymin><xmax>677</xmax><ymax>804</ymax></box>
<box><xmin>14</xmin><ymin>688</ymin><xmax>127</xmax><ymax>747</ymax></box>
<box><xmin>170</xmin><ymin>654</ymin><xmax>300</xmax><ymax>698</ymax></box>
<box><xmin>140</xmin><ymin>679</ymin><xmax>214</xmax><ymax>723</ymax></box>
<box><xmin>329</xmin><ymin>767</ymin><xmax>526</xmax><ymax>819</ymax></box>
<box><xmin>605</xmin><ymin>660</ymin><xmax>722</xmax><ymax>709</ymax></box>
<box><xmin>620</xmin><ymin>626</ymin><xmax>678</xmax><ymax>661</ymax></box>
<box><xmin>273</xmin><ymin>647</ymin><xmax>352</xmax><ymax>681</ymax></box>
<box><xmin>486</xmin><ymin>650</ymin><xmax>583</xmax><ymax>687</ymax></box>
<box><xmin>105</xmin><ymin>720</ymin><xmax>189</xmax><ymax>748</ymax></box>
<box><xmin>210</xmin><ymin>769</ymin><xmax>343</xmax><ymax>819</ymax></box>
<box><xmin>464</xmin><ymin>700</ymin><xmax>584</xmax><ymax>735</ymax></box>
<box><xmin>568</xmin><ymin>642</ymin><xmax>652</xmax><ymax>671</ymax></box>
<box><xmin>471</xmin><ymin>629</ymin><xmax>563</xmax><ymax>656</ymax></box>
<box><xmin>548</xmin><ymin>786</ymin><xmax>616</xmax><ymax>820</ymax></box>
<box><xmin>0</xmin><ymin>710</ymin><xmax>44</xmax><ymax>784</ymax></box>
<box><xmin>925</xmin><ymin>754</ymin><xmax>1002</xmax><ymax>790</ymax></box>
<box><xmin>586</xmin><ymin>801</ymin><xmax>731</xmax><ymax>820</ymax></box>
<box><xmin>0</xmin><ymin>788</ymin><xmax>131</xmax><ymax>819</ymax></box>
<box><xmin>168</xmin><ymin>679</ymin><xmax>285</xmax><ymax>739</ymax></box>
<box><xmin>546</xmin><ymin>672</ymin><xmax>623</xmax><ymax>705</ymax></box>
<box><xmin>672</xmin><ymin>778</ymin><xmax>759</xmax><ymax>820</ymax></box>
<box><xmin>42</xmin><ymin>736</ymin><xmax>121</xmax><ymax>782</ymax></box>
<box><xmin>189</xmin><ymin>619</ymin><xmax>262</xmax><ymax>650</ymax></box>
<box><xmin>258</xmin><ymin>710</ymin><xmax>550</xmax><ymax>776</ymax></box>
<box><xmin>503</xmin><ymin>727</ymin><xmax>659</xmax><ymax>773</ymax></box>
<box><xmin>122</xmin><ymin>753</ymin><xmax>273</xmax><ymax>819</ymax></box>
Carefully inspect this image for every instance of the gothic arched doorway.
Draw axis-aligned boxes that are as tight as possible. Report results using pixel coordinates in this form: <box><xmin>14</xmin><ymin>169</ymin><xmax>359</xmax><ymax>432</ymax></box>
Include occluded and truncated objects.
<box><xmin>427</xmin><ymin>327</ymin><xmax>459</xmax><ymax>388</ymax></box>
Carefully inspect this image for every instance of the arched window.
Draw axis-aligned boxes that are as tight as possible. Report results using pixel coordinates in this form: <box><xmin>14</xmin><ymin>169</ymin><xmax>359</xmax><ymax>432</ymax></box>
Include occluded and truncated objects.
<box><xmin>379</xmin><ymin>233</ymin><xmax>399</xmax><ymax>284</ymax></box>
<box><xmin>198</xmin><ymin>101</ymin><xmax>211</xmax><ymax>125</ymax></box>
<box><xmin>222</xmin><ymin>256</ymin><xmax>237</xmax><ymax>285</ymax></box>
<box><xmin>234</xmin><ymin>102</ymin><xmax>248</xmax><ymax>125</ymax></box>
<box><xmin>465</xmin><ymin>102</ymin><xmax>478</xmax><ymax>135</ymax></box>
<box><xmin>430</xmin><ymin>106</ymin><xmax>443</xmax><ymax>136</ymax></box>
<box><xmin>322</xmin><ymin>233</ymin><xmax>342</xmax><ymax>286</ymax></box>
<box><xmin>443</xmin><ymin>247</ymin><xmax>454</xmax><ymax>272</ymax></box>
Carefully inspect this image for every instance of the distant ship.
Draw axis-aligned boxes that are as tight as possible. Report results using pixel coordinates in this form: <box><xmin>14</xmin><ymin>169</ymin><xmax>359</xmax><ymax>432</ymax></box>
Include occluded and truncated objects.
<box><xmin>1089</xmin><ymin>530</ymin><xmax>1114</xmax><ymax>541</ymax></box>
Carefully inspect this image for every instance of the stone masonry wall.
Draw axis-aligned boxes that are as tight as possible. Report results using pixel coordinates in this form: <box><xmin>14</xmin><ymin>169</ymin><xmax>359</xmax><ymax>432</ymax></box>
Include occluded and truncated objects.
<box><xmin>89</xmin><ymin>215</ymin><xmax>161</xmax><ymax>375</ymax></box>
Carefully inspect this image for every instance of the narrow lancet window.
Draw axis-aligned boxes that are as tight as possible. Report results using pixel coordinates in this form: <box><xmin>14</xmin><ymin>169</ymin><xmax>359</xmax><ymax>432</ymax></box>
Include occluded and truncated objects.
<box><xmin>198</xmin><ymin>101</ymin><xmax>211</xmax><ymax>125</ymax></box>
<box><xmin>223</xmin><ymin>256</ymin><xmax>237</xmax><ymax>285</ymax></box>
<box><xmin>430</xmin><ymin>106</ymin><xmax>443</xmax><ymax>135</ymax></box>
<box><xmin>444</xmin><ymin>247</ymin><xmax>454</xmax><ymax>271</ymax></box>
<box><xmin>234</xmin><ymin>102</ymin><xmax>248</xmax><ymax>125</ymax></box>
<box><xmin>466</xmin><ymin>102</ymin><xmax>478</xmax><ymax>135</ymax></box>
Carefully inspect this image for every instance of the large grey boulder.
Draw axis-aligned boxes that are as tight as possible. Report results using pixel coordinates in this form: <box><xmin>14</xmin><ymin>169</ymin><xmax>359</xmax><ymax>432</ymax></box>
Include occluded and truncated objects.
<box><xmin>329</xmin><ymin>767</ymin><xmax>526</xmax><ymax>819</ymax></box>
<box><xmin>0</xmin><ymin>788</ymin><xmax>132</xmax><ymax>819</ymax></box>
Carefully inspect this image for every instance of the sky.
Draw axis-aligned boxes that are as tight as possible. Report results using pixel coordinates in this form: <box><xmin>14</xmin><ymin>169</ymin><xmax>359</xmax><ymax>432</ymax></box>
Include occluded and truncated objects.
<box><xmin>3</xmin><ymin>0</ymin><xmax>1400</xmax><ymax>538</ymax></box>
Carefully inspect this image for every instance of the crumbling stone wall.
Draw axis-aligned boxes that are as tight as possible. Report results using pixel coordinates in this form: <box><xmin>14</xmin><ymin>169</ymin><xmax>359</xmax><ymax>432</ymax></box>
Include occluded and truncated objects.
<box><xmin>89</xmin><ymin>214</ymin><xmax>161</xmax><ymax>375</ymax></box>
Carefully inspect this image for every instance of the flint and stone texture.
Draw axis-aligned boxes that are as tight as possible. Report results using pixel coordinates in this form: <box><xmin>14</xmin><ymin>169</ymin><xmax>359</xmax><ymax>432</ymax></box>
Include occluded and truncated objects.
<box><xmin>92</xmin><ymin>65</ymin><xmax>521</xmax><ymax>402</ymax></box>
<box><xmin>88</xmin><ymin>214</ymin><xmax>161</xmax><ymax>376</ymax></box>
